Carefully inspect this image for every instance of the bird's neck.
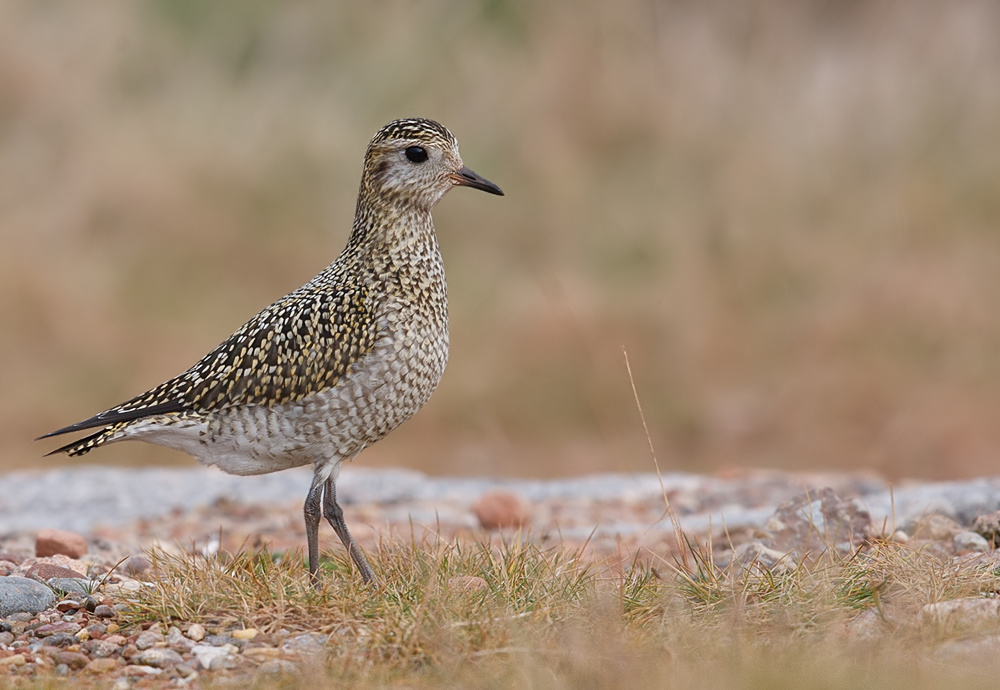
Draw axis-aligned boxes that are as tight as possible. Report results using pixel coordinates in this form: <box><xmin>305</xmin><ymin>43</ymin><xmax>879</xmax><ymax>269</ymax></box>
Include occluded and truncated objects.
<box><xmin>346</xmin><ymin>197</ymin><xmax>440</xmax><ymax>268</ymax></box>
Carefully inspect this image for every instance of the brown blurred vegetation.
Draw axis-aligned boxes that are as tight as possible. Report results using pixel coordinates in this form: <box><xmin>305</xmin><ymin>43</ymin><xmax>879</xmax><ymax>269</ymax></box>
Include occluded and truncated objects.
<box><xmin>3</xmin><ymin>0</ymin><xmax>1000</xmax><ymax>479</ymax></box>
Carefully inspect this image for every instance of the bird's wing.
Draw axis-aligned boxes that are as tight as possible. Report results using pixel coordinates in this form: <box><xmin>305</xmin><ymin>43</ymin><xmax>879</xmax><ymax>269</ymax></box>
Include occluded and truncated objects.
<box><xmin>39</xmin><ymin>278</ymin><xmax>379</xmax><ymax>443</ymax></box>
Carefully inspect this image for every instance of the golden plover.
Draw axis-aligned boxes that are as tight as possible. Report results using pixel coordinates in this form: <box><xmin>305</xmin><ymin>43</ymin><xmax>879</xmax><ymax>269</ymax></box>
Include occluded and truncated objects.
<box><xmin>38</xmin><ymin>118</ymin><xmax>503</xmax><ymax>585</ymax></box>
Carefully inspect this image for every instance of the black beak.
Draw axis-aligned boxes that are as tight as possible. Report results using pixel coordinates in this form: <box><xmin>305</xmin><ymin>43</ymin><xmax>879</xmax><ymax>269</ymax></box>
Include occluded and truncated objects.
<box><xmin>450</xmin><ymin>166</ymin><xmax>504</xmax><ymax>196</ymax></box>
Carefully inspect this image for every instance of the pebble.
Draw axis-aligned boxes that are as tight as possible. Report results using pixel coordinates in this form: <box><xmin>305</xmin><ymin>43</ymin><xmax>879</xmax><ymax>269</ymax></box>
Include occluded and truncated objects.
<box><xmin>192</xmin><ymin>643</ymin><xmax>238</xmax><ymax>670</ymax></box>
<box><xmin>92</xmin><ymin>604</ymin><xmax>116</xmax><ymax>618</ymax></box>
<box><xmin>134</xmin><ymin>647</ymin><xmax>184</xmax><ymax>668</ymax></box>
<box><xmin>281</xmin><ymin>632</ymin><xmax>328</xmax><ymax>656</ymax></box>
<box><xmin>185</xmin><ymin>623</ymin><xmax>206</xmax><ymax>641</ymax></box>
<box><xmin>473</xmin><ymin>490</ymin><xmax>531</xmax><ymax>529</ymax></box>
<box><xmin>908</xmin><ymin>514</ymin><xmax>964</xmax><ymax>541</ymax></box>
<box><xmin>0</xmin><ymin>654</ymin><xmax>26</xmax><ymax>667</ymax></box>
<box><xmin>0</xmin><ymin>577</ymin><xmax>57</xmax><ymax>617</ymax></box>
<box><xmin>35</xmin><ymin>529</ymin><xmax>88</xmax><ymax>559</ymax></box>
<box><xmin>973</xmin><ymin>511</ymin><xmax>1000</xmax><ymax>543</ymax></box>
<box><xmin>953</xmin><ymin>531</ymin><xmax>990</xmax><ymax>553</ymax></box>
<box><xmin>83</xmin><ymin>639</ymin><xmax>123</xmax><ymax>658</ymax></box>
<box><xmin>50</xmin><ymin>650</ymin><xmax>90</xmax><ymax>670</ymax></box>
<box><xmin>34</xmin><ymin>621</ymin><xmax>82</xmax><ymax>637</ymax></box>
<box><xmin>135</xmin><ymin>629</ymin><xmax>164</xmax><ymax>650</ymax></box>
<box><xmin>124</xmin><ymin>663</ymin><xmax>163</xmax><ymax>676</ymax></box>
<box><xmin>84</xmin><ymin>657</ymin><xmax>121</xmax><ymax>674</ymax></box>
<box><xmin>24</xmin><ymin>563</ymin><xmax>86</xmax><ymax>582</ymax></box>
<box><xmin>166</xmin><ymin>625</ymin><xmax>195</xmax><ymax>650</ymax></box>
<box><xmin>256</xmin><ymin>658</ymin><xmax>299</xmax><ymax>676</ymax></box>
<box><xmin>921</xmin><ymin>597</ymin><xmax>1000</xmax><ymax>630</ymax></box>
<box><xmin>49</xmin><ymin>578</ymin><xmax>91</xmax><ymax>595</ymax></box>
<box><xmin>231</xmin><ymin>628</ymin><xmax>259</xmax><ymax>641</ymax></box>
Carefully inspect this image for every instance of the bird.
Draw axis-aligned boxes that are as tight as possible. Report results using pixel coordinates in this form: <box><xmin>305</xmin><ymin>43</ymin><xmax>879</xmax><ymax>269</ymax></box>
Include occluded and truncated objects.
<box><xmin>38</xmin><ymin>117</ymin><xmax>503</xmax><ymax>586</ymax></box>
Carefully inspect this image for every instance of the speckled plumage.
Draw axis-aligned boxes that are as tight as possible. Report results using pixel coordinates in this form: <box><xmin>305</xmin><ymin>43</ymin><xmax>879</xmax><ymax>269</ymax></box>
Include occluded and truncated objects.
<box><xmin>40</xmin><ymin>118</ymin><xmax>503</xmax><ymax>584</ymax></box>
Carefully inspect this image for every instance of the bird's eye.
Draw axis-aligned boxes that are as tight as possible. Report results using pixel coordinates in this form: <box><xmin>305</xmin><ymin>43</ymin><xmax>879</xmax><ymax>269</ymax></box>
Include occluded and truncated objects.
<box><xmin>405</xmin><ymin>146</ymin><xmax>428</xmax><ymax>163</ymax></box>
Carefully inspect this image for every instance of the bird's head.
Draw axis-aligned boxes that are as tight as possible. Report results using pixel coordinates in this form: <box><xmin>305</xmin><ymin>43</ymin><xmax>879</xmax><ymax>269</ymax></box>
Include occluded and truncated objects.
<box><xmin>361</xmin><ymin>118</ymin><xmax>503</xmax><ymax>211</ymax></box>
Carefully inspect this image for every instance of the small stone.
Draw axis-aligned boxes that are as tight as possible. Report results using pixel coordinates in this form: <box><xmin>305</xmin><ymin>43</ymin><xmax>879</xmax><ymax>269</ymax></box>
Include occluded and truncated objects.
<box><xmin>192</xmin><ymin>643</ymin><xmax>237</xmax><ymax>670</ymax></box>
<box><xmin>24</xmin><ymin>563</ymin><xmax>86</xmax><ymax>582</ymax></box>
<box><xmin>473</xmin><ymin>490</ymin><xmax>531</xmax><ymax>530</ymax></box>
<box><xmin>0</xmin><ymin>577</ymin><xmax>57</xmax><ymax>617</ymax></box>
<box><xmin>891</xmin><ymin>530</ymin><xmax>909</xmax><ymax>544</ymax></box>
<box><xmin>34</xmin><ymin>621</ymin><xmax>82</xmax><ymax>637</ymax></box>
<box><xmin>954</xmin><ymin>531</ymin><xmax>990</xmax><ymax>553</ymax></box>
<box><xmin>122</xmin><ymin>555</ymin><xmax>152</xmax><ymax>579</ymax></box>
<box><xmin>134</xmin><ymin>648</ymin><xmax>184</xmax><ymax>668</ymax></box>
<box><xmin>46</xmin><ymin>578</ymin><xmax>91</xmax><ymax>596</ymax></box>
<box><xmin>185</xmin><ymin>623</ymin><xmax>206</xmax><ymax>641</ymax></box>
<box><xmin>256</xmin><ymin>659</ymin><xmax>299</xmax><ymax>677</ymax></box>
<box><xmin>83</xmin><ymin>639</ymin><xmax>122</xmax><ymax>658</ymax></box>
<box><xmin>56</xmin><ymin>599</ymin><xmax>82</xmax><ymax>613</ymax></box>
<box><xmin>281</xmin><ymin>632</ymin><xmax>328</xmax><ymax>656</ymax></box>
<box><xmin>75</xmin><ymin>628</ymin><xmax>90</xmax><ymax>641</ymax></box>
<box><xmin>84</xmin><ymin>658</ymin><xmax>121</xmax><ymax>674</ymax></box>
<box><xmin>231</xmin><ymin>628</ymin><xmax>258</xmax><ymax>641</ymax></box>
<box><xmin>35</xmin><ymin>530</ymin><xmax>88</xmax><ymax>559</ymax></box>
<box><xmin>105</xmin><ymin>623</ymin><xmax>120</xmax><ymax>634</ymax></box>
<box><xmin>921</xmin><ymin>597</ymin><xmax>1000</xmax><ymax>630</ymax></box>
<box><xmin>448</xmin><ymin>576</ymin><xmax>490</xmax><ymax>594</ymax></box>
<box><xmin>51</xmin><ymin>651</ymin><xmax>89</xmax><ymax>670</ymax></box>
<box><xmin>135</xmin><ymin>630</ymin><xmax>164</xmax><ymax>650</ymax></box>
<box><xmin>909</xmin><ymin>514</ymin><xmax>964</xmax><ymax>541</ymax></box>
<box><xmin>0</xmin><ymin>632</ymin><xmax>14</xmax><ymax>646</ymax></box>
<box><xmin>973</xmin><ymin>511</ymin><xmax>1000</xmax><ymax>546</ymax></box>
<box><xmin>0</xmin><ymin>552</ymin><xmax>25</xmax><ymax>565</ymax></box>
<box><xmin>0</xmin><ymin>654</ymin><xmax>26</xmax><ymax>667</ymax></box>
<box><xmin>40</xmin><ymin>632</ymin><xmax>80</xmax><ymax>647</ymax></box>
<box><xmin>55</xmin><ymin>663</ymin><xmax>70</xmax><ymax>676</ymax></box>
<box><xmin>732</xmin><ymin>542</ymin><xmax>794</xmax><ymax>574</ymax></box>
<box><xmin>124</xmin><ymin>664</ymin><xmax>163</xmax><ymax>676</ymax></box>
<box><xmin>92</xmin><ymin>605</ymin><xmax>116</xmax><ymax>619</ymax></box>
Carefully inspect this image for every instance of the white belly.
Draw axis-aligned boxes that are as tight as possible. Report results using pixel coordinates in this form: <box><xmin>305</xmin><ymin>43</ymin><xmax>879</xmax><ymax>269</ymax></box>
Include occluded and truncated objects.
<box><xmin>121</xmin><ymin>331</ymin><xmax>447</xmax><ymax>479</ymax></box>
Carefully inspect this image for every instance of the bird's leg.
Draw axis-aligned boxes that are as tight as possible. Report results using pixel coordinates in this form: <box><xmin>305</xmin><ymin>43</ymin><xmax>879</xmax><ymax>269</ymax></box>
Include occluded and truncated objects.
<box><xmin>323</xmin><ymin>476</ymin><xmax>376</xmax><ymax>585</ymax></box>
<box><xmin>303</xmin><ymin>474</ymin><xmax>324</xmax><ymax>587</ymax></box>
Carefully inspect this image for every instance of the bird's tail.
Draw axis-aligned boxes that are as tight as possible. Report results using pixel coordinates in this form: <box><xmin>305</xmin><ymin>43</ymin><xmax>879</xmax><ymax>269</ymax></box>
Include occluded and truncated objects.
<box><xmin>41</xmin><ymin>424</ymin><xmax>126</xmax><ymax>457</ymax></box>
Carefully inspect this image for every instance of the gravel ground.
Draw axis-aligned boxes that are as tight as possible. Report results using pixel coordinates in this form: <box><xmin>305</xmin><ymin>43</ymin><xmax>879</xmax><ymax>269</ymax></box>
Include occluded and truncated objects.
<box><xmin>3</xmin><ymin>465</ymin><xmax>1000</xmax><ymax>538</ymax></box>
<box><xmin>3</xmin><ymin>466</ymin><xmax>1000</xmax><ymax>684</ymax></box>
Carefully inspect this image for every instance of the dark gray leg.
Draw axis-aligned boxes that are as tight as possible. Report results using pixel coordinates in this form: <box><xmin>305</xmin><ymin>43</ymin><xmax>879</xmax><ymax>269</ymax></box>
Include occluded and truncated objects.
<box><xmin>303</xmin><ymin>475</ymin><xmax>324</xmax><ymax>587</ymax></box>
<box><xmin>323</xmin><ymin>476</ymin><xmax>376</xmax><ymax>585</ymax></box>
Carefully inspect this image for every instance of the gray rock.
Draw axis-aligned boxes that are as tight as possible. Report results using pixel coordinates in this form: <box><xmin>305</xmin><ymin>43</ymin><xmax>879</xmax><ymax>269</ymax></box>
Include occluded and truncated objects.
<box><xmin>134</xmin><ymin>648</ymin><xmax>184</xmax><ymax>668</ymax></box>
<box><xmin>92</xmin><ymin>604</ymin><xmax>115</xmax><ymax>618</ymax></box>
<box><xmin>135</xmin><ymin>629</ymin><xmax>164</xmax><ymax>650</ymax></box>
<box><xmin>972</xmin><ymin>511</ymin><xmax>1000</xmax><ymax>545</ymax></box>
<box><xmin>83</xmin><ymin>638</ymin><xmax>123</xmax><ymax>658</ymax></box>
<box><xmin>954</xmin><ymin>531</ymin><xmax>990</xmax><ymax>553</ymax></box>
<box><xmin>281</xmin><ymin>632</ymin><xmax>328</xmax><ymax>656</ymax></box>
<box><xmin>256</xmin><ymin>659</ymin><xmax>300</xmax><ymax>676</ymax></box>
<box><xmin>0</xmin><ymin>576</ymin><xmax>56</xmax><ymax>617</ymax></box>
<box><xmin>767</xmin><ymin>488</ymin><xmax>872</xmax><ymax>554</ymax></box>
<box><xmin>166</xmin><ymin>626</ymin><xmax>195</xmax><ymax>651</ymax></box>
<box><xmin>191</xmin><ymin>643</ymin><xmax>238</xmax><ymax>670</ymax></box>
<box><xmin>46</xmin><ymin>578</ymin><xmax>92</xmax><ymax>596</ymax></box>
<box><xmin>921</xmin><ymin>597</ymin><xmax>1000</xmax><ymax>630</ymax></box>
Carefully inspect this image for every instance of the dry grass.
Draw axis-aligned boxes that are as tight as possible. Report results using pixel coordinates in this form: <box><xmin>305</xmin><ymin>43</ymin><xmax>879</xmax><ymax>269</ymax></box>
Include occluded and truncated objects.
<box><xmin>104</xmin><ymin>531</ymin><xmax>1000</xmax><ymax>689</ymax></box>
<box><xmin>5</xmin><ymin>0</ymin><xmax>1000</xmax><ymax>480</ymax></box>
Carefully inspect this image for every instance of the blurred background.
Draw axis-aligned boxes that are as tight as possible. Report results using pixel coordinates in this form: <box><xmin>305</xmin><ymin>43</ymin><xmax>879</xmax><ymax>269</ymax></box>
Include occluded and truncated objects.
<box><xmin>3</xmin><ymin>0</ymin><xmax>999</xmax><ymax>480</ymax></box>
